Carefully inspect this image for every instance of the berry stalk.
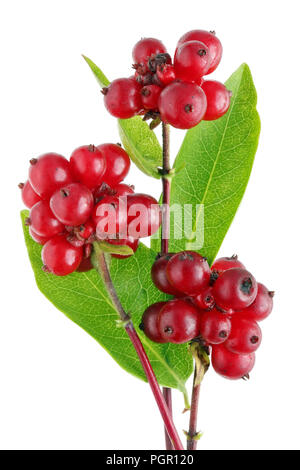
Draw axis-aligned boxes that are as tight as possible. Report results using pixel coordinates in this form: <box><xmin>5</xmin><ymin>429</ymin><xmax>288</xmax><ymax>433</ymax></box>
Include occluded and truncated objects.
<box><xmin>93</xmin><ymin>245</ymin><xmax>184</xmax><ymax>451</ymax></box>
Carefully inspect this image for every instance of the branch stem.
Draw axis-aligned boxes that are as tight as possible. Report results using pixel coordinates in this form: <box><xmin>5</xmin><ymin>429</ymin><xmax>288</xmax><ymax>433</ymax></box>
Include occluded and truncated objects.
<box><xmin>187</xmin><ymin>369</ymin><xmax>201</xmax><ymax>451</ymax></box>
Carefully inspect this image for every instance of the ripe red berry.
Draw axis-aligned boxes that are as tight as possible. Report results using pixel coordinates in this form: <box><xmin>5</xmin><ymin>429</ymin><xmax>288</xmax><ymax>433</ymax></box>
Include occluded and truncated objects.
<box><xmin>93</xmin><ymin>195</ymin><xmax>128</xmax><ymax>238</ymax></box>
<box><xmin>42</xmin><ymin>234</ymin><xmax>83</xmax><ymax>276</ymax></box>
<box><xmin>75</xmin><ymin>219</ymin><xmax>95</xmax><ymax>240</ymax></box>
<box><xmin>156</xmin><ymin>64</ymin><xmax>176</xmax><ymax>86</ymax></box>
<box><xmin>50</xmin><ymin>183</ymin><xmax>93</xmax><ymax>226</ymax></box>
<box><xmin>177</xmin><ymin>30</ymin><xmax>222</xmax><ymax>75</ymax></box>
<box><xmin>141</xmin><ymin>85</ymin><xmax>162</xmax><ymax>110</ymax></box>
<box><xmin>199</xmin><ymin>309</ymin><xmax>231</xmax><ymax>344</ymax></box>
<box><xmin>29</xmin><ymin>200</ymin><xmax>64</xmax><ymax>238</ymax></box>
<box><xmin>132</xmin><ymin>38</ymin><xmax>167</xmax><ymax>67</ymax></box>
<box><xmin>19</xmin><ymin>181</ymin><xmax>41</xmax><ymax>209</ymax></box>
<box><xmin>212</xmin><ymin>343</ymin><xmax>255</xmax><ymax>380</ymax></box>
<box><xmin>174</xmin><ymin>41</ymin><xmax>211</xmax><ymax>83</ymax></box>
<box><xmin>76</xmin><ymin>256</ymin><xmax>93</xmax><ymax>273</ymax></box>
<box><xmin>29</xmin><ymin>153</ymin><xmax>73</xmax><ymax>199</ymax></box>
<box><xmin>151</xmin><ymin>254</ymin><xmax>183</xmax><ymax>296</ymax></box>
<box><xmin>240</xmin><ymin>283</ymin><xmax>274</xmax><ymax>322</ymax></box>
<box><xmin>140</xmin><ymin>302</ymin><xmax>168</xmax><ymax>343</ymax></box>
<box><xmin>225</xmin><ymin>315</ymin><xmax>262</xmax><ymax>354</ymax></box>
<box><xmin>201</xmin><ymin>80</ymin><xmax>231</xmax><ymax>121</ymax></box>
<box><xmin>166</xmin><ymin>251</ymin><xmax>211</xmax><ymax>295</ymax></box>
<box><xmin>70</xmin><ymin>145</ymin><xmax>106</xmax><ymax>190</ymax></box>
<box><xmin>97</xmin><ymin>143</ymin><xmax>131</xmax><ymax>187</ymax></box>
<box><xmin>193</xmin><ymin>286</ymin><xmax>215</xmax><ymax>310</ymax></box>
<box><xmin>213</xmin><ymin>268</ymin><xmax>258</xmax><ymax>312</ymax></box>
<box><xmin>127</xmin><ymin>193</ymin><xmax>161</xmax><ymax>238</ymax></box>
<box><xmin>158</xmin><ymin>81</ymin><xmax>207</xmax><ymax>129</ymax></box>
<box><xmin>29</xmin><ymin>227</ymin><xmax>51</xmax><ymax>245</ymax></box>
<box><xmin>158</xmin><ymin>299</ymin><xmax>201</xmax><ymax>344</ymax></box>
<box><xmin>103</xmin><ymin>78</ymin><xmax>143</xmax><ymax>119</ymax></box>
<box><xmin>107</xmin><ymin>235</ymin><xmax>139</xmax><ymax>259</ymax></box>
<box><xmin>212</xmin><ymin>255</ymin><xmax>245</xmax><ymax>274</ymax></box>
<box><xmin>113</xmin><ymin>183</ymin><xmax>135</xmax><ymax>197</ymax></box>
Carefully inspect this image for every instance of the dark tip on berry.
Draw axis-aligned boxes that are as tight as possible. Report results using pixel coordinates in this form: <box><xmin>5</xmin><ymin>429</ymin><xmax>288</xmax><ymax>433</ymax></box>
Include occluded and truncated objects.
<box><xmin>219</xmin><ymin>330</ymin><xmax>228</xmax><ymax>339</ymax></box>
<box><xmin>210</xmin><ymin>270</ymin><xmax>219</xmax><ymax>284</ymax></box>
<box><xmin>30</xmin><ymin>158</ymin><xmax>38</xmax><ymax>165</ymax></box>
<box><xmin>101</xmin><ymin>87</ymin><xmax>109</xmax><ymax>95</ymax></box>
<box><xmin>116</xmin><ymin>142</ymin><xmax>122</xmax><ymax>147</ymax></box>
<box><xmin>231</xmin><ymin>254</ymin><xmax>238</xmax><ymax>260</ymax></box>
<box><xmin>18</xmin><ymin>182</ymin><xmax>24</xmax><ymax>189</ymax></box>
<box><xmin>269</xmin><ymin>291</ymin><xmax>275</xmax><ymax>298</ymax></box>
<box><xmin>60</xmin><ymin>188</ymin><xmax>70</xmax><ymax>198</ymax></box>
<box><xmin>139</xmin><ymin>322</ymin><xmax>144</xmax><ymax>331</ymax></box>
<box><xmin>88</xmin><ymin>144</ymin><xmax>96</xmax><ymax>152</ymax></box>
<box><xmin>24</xmin><ymin>217</ymin><xmax>31</xmax><ymax>226</ymax></box>
<box><xmin>164</xmin><ymin>326</ymin><xmax>173</xmax><ymax>335</ymax></box>
<box><xmin>242</xmin><ymin>373</ymin><xmax>250</xmax><ymax>381</ymax></box>
<box><xmin>240</xmin><ymin>277</ymin><xmax>253</xmax><ymax>295</ymax></box>
<box><xmin>197</xmin><ymin>49</ymin><xmax>207</xmax><ymax>57</ymax></box>
<box><xmin>184</xmin><ymin>104</ymin><xmax>193</xmax><ymax>113</ymax></box>
<box><xmin>141</xmin><ymin>87</ymin><xmax>151</xmax><ymax>97</ymax></box>
<box><xmin>42</xmin><ymin>265</ymin><xmax>50</xmax><ymax>273</ymax></box>
<box><xmin>250</xmin><ymin>335</ymin><xmax>259</xmax><ymax>344</ymax></box>
<box><xmin>209</xmin><ymin>30</ymin><xmax>216</xmax><ymax>35</ymax></box>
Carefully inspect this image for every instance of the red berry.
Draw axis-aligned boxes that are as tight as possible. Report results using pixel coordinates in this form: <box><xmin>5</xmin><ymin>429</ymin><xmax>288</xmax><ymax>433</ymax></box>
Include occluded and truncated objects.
<box><xmin>132</xmin><ymin>38</ymin><xmax>167</xmax><ymax>67</ymax></box>
<box><xmin>107</xmin><ymin>235</ymin><xmax>139</xmax><ymax>259</ymax></box>
<box><xmin>193</xmin><ymin>286</ymin><xmax>215</xmax><ymax>310</ymax></box>
<box><xmin>199</xmin><ymin>309</ymin><xmax>231</xmax><ymax>344</ymax></box>
<box><xmin>212</xmin><ymin>255</ymin><xmax>245</xmax><ymax>274</ymax></box>
<box><xmin>156</xmin><ymin>64</ymin><xmax>176</xmax><ymax>85</ymax></box>
<box><xmin>93</xmin><ymin>195</ymin><xmax>128</xmax><ymax>238</ymax></box>
<box><xmin>140</xmin><ymin>302</ymin><xmax>168</xmax><ymax>343</ymax></box>
<box><xmin>177</xmin><ymin>30</ymin><xmax>222</xmax><ymax>75</ymax></box>
<box><xmin>76</xmin><ymin>256</ymin><xmax>93</xmax><ymax>273</ymax></box>
<box><xmin>166</xmin><ymin>251</ymin><xmax>211</xmax><ymax>295</ymax></box>
<box><xmin>174</xmin><ymin>41</ymin><xmax>211</xmax><ymax>83</ymax></box>
<box><xmin>225</xmin><ymin>315</ymin><xmax>262</xmax><ymax>354</ymax></box>
<box><xmin>29</xmin><ymin>200</ymin><xmax>64</xmax><ymax>238</ymax></box>
<box><xmin>29</xmin><ymin>153</ymin><xmax>73</xmax><ymax>199</ymax></box>
<box><xmin>50</xmin><ymin>183</ymin><xmax>93</xmax><ymax>226</ymax></box>
<box><xmin>75</xmin><ymin>219</ymin><xmax>95</xmax><ymax>240</ymax></box>
<box><xmin>151</xmin><ymin>254</ymin><xmax>182</xmax><ymax>296</ymax></box>
<box><xmin>29</xmin><ymin>227</ymin><xmax>51</xmax><ymax>245</ymax></box>
<box><xmin>141</xmin><ymin>85</ymin><xmax>162</xmax><ymax>110</ymax></box>
<box><xmin>158</xmin><ymin>81</ymin><xmax>207</xmax><ymax>129</ymax></box>
<box><xmin>240</xmin><ymin>283</ymin><xmax>274</xmax><ymax>322</ymax></box>
<box><xmin>97</xmin><ymin>143</ymin><xmax>131</xmax><ymax>187</ymax></box>
<box><xmin>212</xmin><ymin>344</ymin><xmax>255</xmax><ymax>380</ymax></box>
<box><xmin>158</xmin><ymin>299</ymin><xmax>200</xmax><ymax>344</ymax></box>
<box><xmin>70</xmin><ymin>145</ymin><xmax>107</xmax><ymax>190</ymax></box>
<box><xmin>213</xmin><ymin>268</ymin><xmax>258</xmax><ymax>312</ymax></box>
<box><xmin>127</xmin><ymin>193</ymin><xmax>161</xmax><ymax>238</ymax></box>
<box><xmin>42</xmin><ymin>234</ymin><xmax>83</xmax><ymax>276</ymax></box>
<box><xmin>19</xmin><ymin>181</ymin><xmax>41</xmax><ymax>209</ymax></box>
<box><xmin>103</xmin><ymin>78</ymin><xmax>143</xmax><ymax>119</ymax></box>
<box><xmin>113</xmin><ymin>183</ymin><xmax>135</xmax><ymax>197</ymax></box>
<box><xmin>201</xmin><ymin>80</ymin><xmax>231</xmax><ymax>121</ymax></box>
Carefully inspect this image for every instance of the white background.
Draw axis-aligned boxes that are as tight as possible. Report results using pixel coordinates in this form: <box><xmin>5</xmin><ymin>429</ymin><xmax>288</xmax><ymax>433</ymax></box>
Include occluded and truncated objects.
<box><xmin>0</xmin><ymin>0</ymin><xmax>299</xmax><ymax>450</ymax></box>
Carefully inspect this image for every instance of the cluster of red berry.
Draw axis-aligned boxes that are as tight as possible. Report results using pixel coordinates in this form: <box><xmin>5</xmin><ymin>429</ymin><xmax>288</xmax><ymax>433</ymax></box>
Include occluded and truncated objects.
<box><xmin>103</xmin><ymin>30</ymin><xmax>230</xmax><ymax>129</ymax></box>
<box><xmin>140</xmin><ymin>252</ymin><xmax>273</xmax><ymax>380</ymax></box>
<box><xmin>20</xmin><ymin>144</ymin><xmax>161</xmax><ymax>275</ymax></box>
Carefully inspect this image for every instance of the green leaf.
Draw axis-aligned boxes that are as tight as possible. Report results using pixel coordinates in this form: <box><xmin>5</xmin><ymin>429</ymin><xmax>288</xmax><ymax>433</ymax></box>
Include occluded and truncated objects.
<box><xmin>94</xmin><ymin>240</ymin><xmax>134</xmax><ymax>256</ymax></box>
<box><xmin>21</xmin><ymin>211</ymin><xmax>192</xmax><ymax>398</ymax></box>
<box><xmin>152</xmin><ymin>63</ymin><xmax>260</xmax><ymax>264</ymax></box>
<box><xmin>82</xmin><ymin>55</ymin><xmax>162</xmax><ymax>178</ymax></box>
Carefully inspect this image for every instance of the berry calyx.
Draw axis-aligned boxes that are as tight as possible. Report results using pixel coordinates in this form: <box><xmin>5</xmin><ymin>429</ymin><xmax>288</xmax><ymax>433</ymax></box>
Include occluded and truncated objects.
<box><xmin>166</xmin><ymin>251</ymin><xmax>211</xmax><ymax>295</ymax></box>
<box><xmin>240</xmin><ymin>283</ymin><xmax>274</xmax><ymax>322</ymax></box>
<box><xmin>140</xmin><ymin>302</ymin><xmax>168</xmax><ymax>343</ymax></box>
<box><xmin>177</xmin><ymin>30</ymin><xmax>222</xmax><ymax>75</ymax></box>
<box><xmin>211</xmin><ymin>343</ymin><xmax>255</xmax><ymax>380</ymax></box>
<box><xmin>42</xmin><ymin>234</ymin><xmax>83</xmax><ymax>276</ymax></box>
<box><xmin>50</xmin><ymin>183</ymin><xmax>94</xmax><ymax>226</ymax></box>
<box><xmin>70</xmin><ymin>145</ymin><xmax>106</xmax><ymax>190</ymax></box>
<box><xmin>97</xmin><ymin>143</ymin><xmax>131</xmax><ymax>187</ymax></box>
<box><xmin>158</xmin><ymin>81</ymin><xmax>207</xmax><ymax>129</ymax></box>
<box><xmin>151</xmin><ymin>254</ymin><xmax>182</xmax><ymax>296</ymax></box>
<box><xmin>19</xmin><ymin>180</ymin><xmax>41</xmax><ymax>209</ymax></box>
<box><xmin>213</xmin><ymin>268</ymin><xmax>258</xmax><ymax>311</ymax></box>
<box><xmin>141</xmin><ymin>84</ymin><xmax>162</xmax><ymax>110</ymax></box>
<box><xmin>193</xmin><ymin>286</ymin><xmax>215</xmax><ymax>310</ymax></box>
<box><xmin>201</xmin><ymin>80</ymin><xmax>231</xmax><ymax>121</ymax></box>
<box><xmin>225</xmin><ymin>315</ymin><xmax>262</xmax><ymax>354</ymax></box>
<box><xmin>103</xmin><ymin>78</ymin><xmax>143</xmax><ymax>119</ymax></box>
<box><xmin>132</xmin><ymin>38</ymin><xmax>167</xmax><ymax>67</ymax></box>
<box><xmin>158</xmin><ymin>299</ymin><xmax>201</xmax><ymax>344</ymax></box>
<box><xmin>212</xmin><ymin>255</ymin><xmax>245</xmax><ymax>274</ymax></box>
<box><xmin>29</xmin><ymin>153</ymin><xmax>73</xmax><ymax>199</ymax></box>
<box><xmin>29</xmin><ymin>200</ymin><xmax>64</xmax><ymax>238</ymax></box>
<box><xmin>199</xmin><ymin>309</ymin><xmax>231</xmax><ymax>344</ymax></box>
<box><xmin>174</xmin><ymin>40</ymin><xmax>211</xmax><ymax>83</ymax></box>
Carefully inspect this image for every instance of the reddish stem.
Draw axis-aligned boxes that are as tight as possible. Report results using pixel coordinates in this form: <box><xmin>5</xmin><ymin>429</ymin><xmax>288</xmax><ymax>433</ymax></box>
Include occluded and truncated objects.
<box><xmin>187</xmin><ymin>369</ymin><xmax>201</xmax><ymax>451</ymax></box>
<box><xmin>163</xmin><ymin>387</ymin><xmax>174</xmax><ymax>450</ymax></box>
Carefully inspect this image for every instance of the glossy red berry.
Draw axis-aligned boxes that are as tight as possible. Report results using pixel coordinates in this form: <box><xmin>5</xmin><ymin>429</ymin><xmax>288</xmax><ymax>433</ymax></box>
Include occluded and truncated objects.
<box><xmin>132</xmin><ymin>38</ymin><xmax>167</xmax><ymax>67</ymax></box>
<box><xmin>29</xmin><ymin>153</ymin><xmax>73</xmax><ymax>199</ymax></box>
<box><xmin>75</xmin><ymin>219</ymin><xmax>95</xmax><ymax>240</ymax></box>
<box><xmin>107</xmin><ymin>235</ymin><xmax>139</xmax><ymax>259</ymax></box>
<box><xmin>140</xmin><ymin>302</ymin><xmax>168</xmax><ymax>343</ymax></box>
<box><xmin>158</xmin><ymin>299</ymin><xmax>201</xmax><ymax>344</ymax></box>
<box><xmin>103</xmin><ymin>78</ymin><xmax>143</xmax><ymax>119</ymax></box>
<box><xmin>156</xmin><ymin>64</ymin><xmax>176</xmax><ymax>86</ymax></box>
<box><xmin>158</xmin><ymin>81</ymin><xmax>207</xmax><ymax>129</ymax></box>
<box><xmin>70</xmin><ymin>145</ymin><xmax>106</xmax><ymax>190</ymax></box>
<box><xmin>29</xmin><ymin>227</ymin><xmax>51</xmax><ymax>245</ymax></box>
<box><xmin>213</xmin><ymin>268</ymin><xmax>258</xmax><ymax>311</ymax></box>
<box><xmin>42</xmin><ymin>234</ymin><xmax>83</xmax><ymax>276</ymax></box>
<box><xmin>29</xmin><ymin>200</ymin><xmax>64</xmax><ymax>238</ymax></box>
<box><xmin>50</xmin><ymin>183</ymin><xmax>93</xmax><ymax>226</ymax></box>
<box><xmin>141</xmin><ymin>85</ymin><xmax>161</xmax><ymax>110</ymax></box>
<box><xmin>212</xmin><ymin>255</ymin><xmax>245</xmax><ymax>274</ymax></box>
<box><xmin>177</xmin><ymin>30</ymin><xmax>222</xmax><ymax>75</ymax></box>
<box><xmin>225</xmin><ymin>315</ymin><xmax>262</xmax><ymax>354</ymax></box>
<box><xmin>212</xmin><ymin>343</ymin><xmax>255</xmax><ymax>380</ymax></box>
<box><xmin>127</xmin><ymin>193</ymin><xmax>161</xmax><ymax>238</ymax></box>
<box><xmin>97</xmin><ymin>144</ymin><xmax>131</xmax><ymax>187</ymax></box>
<box><xmin>240</xmin><ymin>283</ymin><xmax>274</xmax><ymax>322</ymax></box>
<box><xmin>166</xmin><ymin>251</ymin><xmax>211</xmax><ymax>295</ymax></box>
<box><xmin>113</xmin><ymin>183</ymin><xmax>135</xmax><ymax>197</ymax></box>
<box><xmin>199</xmin><ymin>309</ymin><xmax>231</xmax><ymax>344</ymax></box>
<box><xmin>151</xmin><ymin>254</ymin><xmax>182</xmax><ymax>296</ymax></box>
<box><xmin>202</xmin><ymin>80</ymin><xmax>231</xmax><ymax>121</ymax></box>
<box><xmin>174</xmin><ymin>41</ymin><xmax>211</xmax><ymax>83</ymax></box>
<box><xmin>193</xmin><ymin>286</ymin><xmax>215</xmax><ymax>310</ymax></box>
<box><xmin>19</xmin><ymin>181</ymin><xmax>41</xmax><ymax>209</ymax></box>
<box><xmin>93</xmin><ymin>195</ymin><xmax>128</xmax><ymax>238</ymax></box>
